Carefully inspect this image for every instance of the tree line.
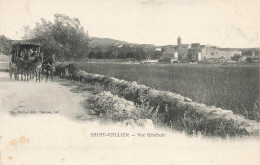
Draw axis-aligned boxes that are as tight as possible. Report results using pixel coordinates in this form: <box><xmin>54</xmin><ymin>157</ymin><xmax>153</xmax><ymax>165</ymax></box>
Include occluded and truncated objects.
<box><xmin>88</xmin><ymin>48</ymin><xmax>161</xmax><ymax>60</ymax></box>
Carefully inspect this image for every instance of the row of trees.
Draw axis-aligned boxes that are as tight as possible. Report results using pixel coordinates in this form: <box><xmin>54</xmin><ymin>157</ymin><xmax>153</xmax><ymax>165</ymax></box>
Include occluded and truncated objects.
<box><xmin>88</xmin><ymin>50</ymin><xmax>161</xmax><ymax>60</ymax></box>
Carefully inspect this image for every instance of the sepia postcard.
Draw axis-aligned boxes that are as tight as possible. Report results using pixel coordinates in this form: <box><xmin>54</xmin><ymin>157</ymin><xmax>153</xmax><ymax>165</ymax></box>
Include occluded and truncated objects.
<box><xmin>0</xmin><ymin>0</ymin><xmax>260</xmax><ymax>165</ymax></box>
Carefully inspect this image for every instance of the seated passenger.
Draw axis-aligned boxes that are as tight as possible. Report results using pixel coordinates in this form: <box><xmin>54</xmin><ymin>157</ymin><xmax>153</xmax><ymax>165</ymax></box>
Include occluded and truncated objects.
<box><xmin>20</xmin><ymin>49</ymin><xmax>25</xmax><ymax>58</ymax></box>
<box><xmin>18</xmin><ymin>49</ymin><xmax>27</xmax><ymax>64</ymax></box>
<box><xmin>24</xmin><ymin>50</ymin><xmax>29</xmax><ymax>62</ymax></box>
<box><xmin>32</xmin><ymin>50</ymin><xmax>41</xmax><ymax>63</ymax></box>
<box><xmin>28</xmin><ymin>49</ymin><xmax>35</xmax><ymax>61</ymax></box>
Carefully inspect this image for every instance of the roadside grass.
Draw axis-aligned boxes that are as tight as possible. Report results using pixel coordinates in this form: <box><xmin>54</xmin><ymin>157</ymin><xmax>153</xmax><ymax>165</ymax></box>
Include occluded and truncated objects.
<box><xmin>54</xmin><ymin>63</ymin><xmax>260</xmax><ymax>138</ymax></box>
<box><xmin>78</xmin><ymin>63</ymin><xmax>260</xmax><ymax>121</ymax></box>
<box><xmin>59</xmin><ymin>77</ymin><xmax>252</xmax><ymax>138</ymax></box>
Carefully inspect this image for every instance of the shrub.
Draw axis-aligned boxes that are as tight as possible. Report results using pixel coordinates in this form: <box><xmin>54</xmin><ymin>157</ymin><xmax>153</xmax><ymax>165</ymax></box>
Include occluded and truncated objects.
<box><xmin>87</xmin><ymin>91</ymin><xmax>136</xmax><ymax>121</ymax></box>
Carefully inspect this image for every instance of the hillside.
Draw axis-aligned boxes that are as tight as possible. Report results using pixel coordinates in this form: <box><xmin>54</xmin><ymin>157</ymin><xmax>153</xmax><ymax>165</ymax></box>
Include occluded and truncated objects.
<box><xmin>89</xmin><ymin>37</ymin><xmax>133</xmax><ymax>46</ymax></box>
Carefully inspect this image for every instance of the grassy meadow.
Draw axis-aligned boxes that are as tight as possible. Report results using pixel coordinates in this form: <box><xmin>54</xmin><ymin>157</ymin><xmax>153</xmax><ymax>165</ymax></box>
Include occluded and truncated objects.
<box><xmin>79</xmin><ymin>63</ymin><xmax>260</xmax><ymax>121</ymax></box>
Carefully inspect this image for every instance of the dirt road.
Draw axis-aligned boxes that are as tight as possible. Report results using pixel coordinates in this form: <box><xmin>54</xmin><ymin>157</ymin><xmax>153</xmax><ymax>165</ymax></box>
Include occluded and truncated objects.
<box><xmin>0</xmin><ymin>71</ymin><xmax>260</xmax><ymax>165</ymax></box>
<box><xmin>0</xmin><ymin>71</ymin><xmax>91</xmax><ymax>121</ymax></box>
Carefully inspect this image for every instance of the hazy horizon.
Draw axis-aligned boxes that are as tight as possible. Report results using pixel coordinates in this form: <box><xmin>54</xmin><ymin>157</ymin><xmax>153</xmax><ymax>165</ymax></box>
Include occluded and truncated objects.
<box><xmin>1</xmin><ymin>0</ymin><xmax>260</xmax><ymax>48</ymax></box>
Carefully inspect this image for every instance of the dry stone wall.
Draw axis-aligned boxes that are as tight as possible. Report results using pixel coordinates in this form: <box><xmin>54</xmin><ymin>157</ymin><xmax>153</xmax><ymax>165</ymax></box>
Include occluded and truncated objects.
<box><xmin>55</xmin><ymin>63</ymin><xmax>260</xmax><ymax>137</ymax></box>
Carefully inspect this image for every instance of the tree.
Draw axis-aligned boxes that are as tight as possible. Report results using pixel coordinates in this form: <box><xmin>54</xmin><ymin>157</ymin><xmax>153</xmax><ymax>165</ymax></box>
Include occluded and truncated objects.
<box><xmin>118</xmin><ymin>52</ymin><xmax>127</xmax><ymax>59</ymax></box>
<box><xmin>245</xmin><ymin>57</ymin><xmax>253</xmax><ymax>63</ymax></box>
<box><xmin>0</xmin><ymin>35</ymin><xmax>12</xmax><ymax>55</ymax></box>
<box><xmin>134</xmin><ymin>50</ymin><xmax>145</xmax><ymax>60</ymax></box>
<box><xmin>88</xmin><ymin>51</ymin><xmax>95</xmax><ymax>58</ymax></box>
<box><xmin>23</xmin><ymin>14</ymin><xmax>89</xmax><ymax>60</ymax></box>
<box><xmin>95</xmin><ymin>51</ymin><xmax>105</xmax><ymax>59</ymax></box>
<box><xmin>152</xmin><ymin>51</ymin><xmax>162</xmax><ymax>59</ymax></box>
<box><xmin>105</xmin><ymin>51</ymin><xmax>115</xmax><ymax>59</ymax></box>
<box><xmin>126</xmin><ymin>52</ymin><xmax>134</xmax><ymax>59</ymax></box>
<box><xmin>231</xmin><ymin>54</ymin><xmax>242</xmax><ymax>63</ymax></box>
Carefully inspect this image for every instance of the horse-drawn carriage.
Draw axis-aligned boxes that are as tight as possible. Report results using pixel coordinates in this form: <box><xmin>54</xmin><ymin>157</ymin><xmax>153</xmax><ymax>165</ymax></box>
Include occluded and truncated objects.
<box><xmin>9</xmin><ymin>40</ymin><xmax>55</xmax><ymax>81</ymax></box>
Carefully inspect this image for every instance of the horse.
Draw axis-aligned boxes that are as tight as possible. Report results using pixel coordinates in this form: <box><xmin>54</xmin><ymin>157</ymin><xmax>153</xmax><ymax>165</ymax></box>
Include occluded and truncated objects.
<box><xmin>27</xmin><ymin>62</ymin><xmax>42</xmax><ymax>82</ymax></box>
<box><xmin>42</xmin><ymin>55</ymin><xmax>55</xmax><ymax>82</ymax></box>
<box><xmin>16</xmin><ymin>57</ymin><xmax>29</xmax><ymax>81</ymax></box>
<box><xmin>43</xmin><ymin>64</ymin><xmax>55</xmax><ymax>82</ymax></box>
<box><xmin>9</xmin><ymin>62</ymin><xmax>18</xmax><ymax>79</ymax></box>
<box><xmin>27</xmin><ymin>53</ymin><xmax>43</xmax><ymax>82</ymax></box>
<box><xmin>9</xmin><ymin>53</ymin><xmax>18</xmax><ymax>79</ymax></box>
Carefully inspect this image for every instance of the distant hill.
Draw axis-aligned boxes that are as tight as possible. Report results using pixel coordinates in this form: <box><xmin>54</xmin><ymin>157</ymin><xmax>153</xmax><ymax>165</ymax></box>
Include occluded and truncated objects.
<box><xmin>89</xmin><ymin>37</ymin><xmax>133</xmax><ymax>46</ymax></box>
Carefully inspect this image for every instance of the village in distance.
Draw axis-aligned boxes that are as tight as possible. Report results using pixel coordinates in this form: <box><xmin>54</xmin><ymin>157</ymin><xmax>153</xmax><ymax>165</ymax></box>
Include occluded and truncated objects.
<box><xmin>85</xmin><ymin>35</ymin><xmax>259</xmax><ymax>64</ymax></box>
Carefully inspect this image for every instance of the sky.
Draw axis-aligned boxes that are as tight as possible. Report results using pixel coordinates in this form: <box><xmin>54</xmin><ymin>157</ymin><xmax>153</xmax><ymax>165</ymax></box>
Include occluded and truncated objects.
<box><xmin>0</xmin><ymin>0</ymin><xmax>260</xmax><ymax>48</ymax></box>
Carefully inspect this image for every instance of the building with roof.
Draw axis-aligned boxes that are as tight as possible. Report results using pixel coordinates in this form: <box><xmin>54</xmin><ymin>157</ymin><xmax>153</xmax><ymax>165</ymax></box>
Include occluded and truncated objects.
<box><xmin>176</xmin><ymin>36</ymin><xmax>190</xmax><ymax>61</ymax></box>
<box><xmin>201</xmin><ymin>46</ymin><xmax>242</xmax><ymax>60</ymax></box>
<box><xmin>159</xmin><ymin>45</ymin><xmax>178</xmax><ymax>63</ymax></box>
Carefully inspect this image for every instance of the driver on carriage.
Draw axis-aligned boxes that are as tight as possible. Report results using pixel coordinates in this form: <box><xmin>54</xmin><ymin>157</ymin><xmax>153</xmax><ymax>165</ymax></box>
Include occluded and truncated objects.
<box><xmin>30</xmin><ymin>49</ymin><xmax>41</xmax><ymax>63</ymax></box>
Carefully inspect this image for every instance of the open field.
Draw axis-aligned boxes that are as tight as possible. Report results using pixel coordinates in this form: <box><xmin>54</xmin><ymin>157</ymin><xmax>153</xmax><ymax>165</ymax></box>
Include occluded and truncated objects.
<box><xmin>78</xmin><ymin>63</ymin><xmax>260</xmax><ymax>120</ymax></box>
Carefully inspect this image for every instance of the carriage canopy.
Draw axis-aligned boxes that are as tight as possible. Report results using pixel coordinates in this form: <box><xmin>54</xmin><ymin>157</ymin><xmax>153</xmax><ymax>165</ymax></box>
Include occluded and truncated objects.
<box><xmin>11</xmin><ymin>40</ymin><xmax>42</xmax><ymax>59</ymax></box>
<box><xmin>12</xmin><ymin>40</ymin><xmax>42</xmax><ymax>47</ymax></box>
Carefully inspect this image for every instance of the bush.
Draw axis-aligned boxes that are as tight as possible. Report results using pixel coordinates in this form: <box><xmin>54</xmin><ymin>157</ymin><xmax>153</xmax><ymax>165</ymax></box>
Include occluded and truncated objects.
<box><xmin>87</xmin><ymin>91</ymin><xmax>136</xmax><ymax>121</ymax></box>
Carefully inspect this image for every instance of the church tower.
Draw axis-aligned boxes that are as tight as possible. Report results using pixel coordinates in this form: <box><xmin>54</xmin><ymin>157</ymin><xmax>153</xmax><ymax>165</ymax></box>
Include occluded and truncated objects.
<box><xmin>177</xmin><ymin>36</ymin><xmax>182</xmax><ymax>46</ymax></box>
